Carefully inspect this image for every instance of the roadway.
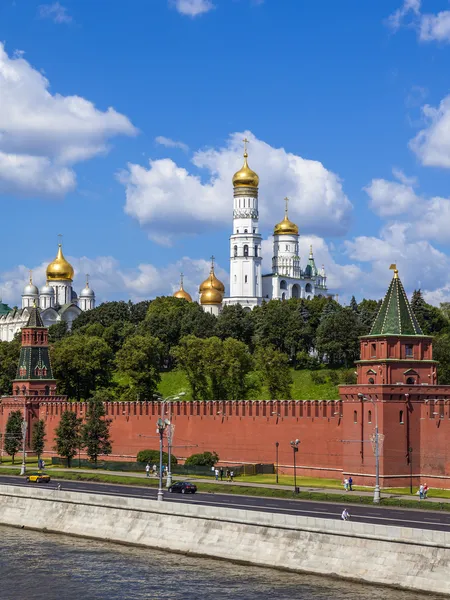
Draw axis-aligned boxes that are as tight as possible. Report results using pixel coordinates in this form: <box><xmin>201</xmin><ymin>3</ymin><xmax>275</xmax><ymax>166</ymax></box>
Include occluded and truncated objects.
<box><xmin>0</xmin><ymin>474</ymin><xmax>449</xmax><ymax>532</ymax></box>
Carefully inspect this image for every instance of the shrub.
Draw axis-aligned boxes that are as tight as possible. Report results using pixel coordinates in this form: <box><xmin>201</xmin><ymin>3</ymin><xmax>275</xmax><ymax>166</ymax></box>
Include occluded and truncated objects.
<box><xmin>310</xmin><ymin>371</ymin><xmax>326</xmax><ymax>385</ymax></box>
<box><xmin>295</xmin><ymin>351</ymin><xmax>321</xmax><ymax>370</ymax></box>
<box><xmin>136</xmin><ymin>449</ymin><xmax>177</xmax><ymax>466</ymax></box>
<box><xmin>339</xmin><ymin>370</ymin><xmax>357</xmax><ymax>385</ymax></box>
<box><xmin>185</xmin><ymin>451</ymin><xmax>219</xmax><ymax>467</ymax></box>
<box><xmin>327</xmin><ymin>370</ymin><xmax>340</xmax><ymax>385</ymax></box>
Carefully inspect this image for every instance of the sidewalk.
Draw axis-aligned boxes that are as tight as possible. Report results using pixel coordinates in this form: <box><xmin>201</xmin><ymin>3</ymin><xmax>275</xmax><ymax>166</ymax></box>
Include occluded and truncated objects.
<box><xmin>0</xmin><ymin>464</ymin><xmax>445</xmax><ymax>504</ymax></box>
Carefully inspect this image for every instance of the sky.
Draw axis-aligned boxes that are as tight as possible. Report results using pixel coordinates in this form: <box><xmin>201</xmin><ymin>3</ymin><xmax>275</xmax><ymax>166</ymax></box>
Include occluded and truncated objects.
<box><xmin>1</xmin><ymin>0</ymin><xmax>450</xmax><ymax>306</ymax></box>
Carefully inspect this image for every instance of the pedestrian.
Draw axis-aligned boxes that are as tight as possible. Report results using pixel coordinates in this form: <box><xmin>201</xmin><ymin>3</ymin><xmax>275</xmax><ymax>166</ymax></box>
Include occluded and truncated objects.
<box><xmin>145</xmin><ymin>463</ymin><xmax>150</xmax><ymax>478</ymax></box>
<box><xmin>230</xmin><ymin>470</ymin><xmax>234</xmax><ymax>482</ymax></box>
<box><xmin>41</xmin><ymin>460</ymin><xmax>45</xmax><ymax>470</ymax></box>
<box><xmin>152</xmin><ymin>464</ymin><xmax>157</xmax><ymax>476</ymax></box>
<box><xmin>38</xmin><ymin>458</ymin><xmax>42</xmax><ymax>470</ymax></box>
<box><xmin>214</xmin><ymin>468</ymin><xmax>219</xmax><ymax>481</ymax></box>
<box><xmin>348</xmin><ymin>476</ymin><xmax>353</xmax><ymax>492</ymax></box>
<box><xmin>343</xmin><ymin>478</ymin><xmax>349</xmax><ymax>492</ymax></box>
<box><xmin>419</xmin><ymin>484</ymin><xmax>424</xmax><ymax>500</ymax></box>
<box><xmin>341</xmin><ymin>509</ymin><xmax>350</xmax><ymax>521</ymax></box>
<box><xmin>423</xmin><ymin>483</ymin><xmax>429</xmax><ymax>499</ymax></box>
<box><xmin>226</xmin><ymin>469</ymin><xmax>230</xmax><ymax>482</ymax></box>
<box><xmin>220</xmin><ymin>468</ymin><xmax>224</xmax><ymax>481</ymax></box>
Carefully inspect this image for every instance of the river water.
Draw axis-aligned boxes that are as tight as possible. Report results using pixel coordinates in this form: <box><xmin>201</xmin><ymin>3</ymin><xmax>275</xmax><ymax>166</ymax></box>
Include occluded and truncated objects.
<box><xmin>0</xmin><ymin>526</ymin><xmax>440</xmax><ymax>600</ymax></box>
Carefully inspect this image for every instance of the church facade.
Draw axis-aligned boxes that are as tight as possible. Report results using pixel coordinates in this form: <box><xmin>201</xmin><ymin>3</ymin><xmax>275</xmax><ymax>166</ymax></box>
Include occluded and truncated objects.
<box><xmin>0</xmin><ymin>243</ymin><xmax>95</xmax><ymax>342</ymax></box>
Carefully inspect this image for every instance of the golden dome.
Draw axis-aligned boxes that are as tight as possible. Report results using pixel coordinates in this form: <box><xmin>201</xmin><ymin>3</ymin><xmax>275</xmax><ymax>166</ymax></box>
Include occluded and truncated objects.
<box><xmin>232</xmin><ymin>148</ymin><xmax>259</xmax><ymax>188</ymax></box>
<box><xmin>274</xmin><ymin>198</ymin><xmax>299</xmax><ymax>236</ymax></box>
<box><xmin>46</xmin><ymin>244</ymin><xmax>74</xmax><ymax>281</ymax></box>
<box><xmin>200</xmin><ymin>287</ymin><xmax>223</xmax><ymax>305</ymax></box>
<box><xmin>173</xmin><ymin>273</ymin><xmax>192</xmax><ymax>302</ymax></box>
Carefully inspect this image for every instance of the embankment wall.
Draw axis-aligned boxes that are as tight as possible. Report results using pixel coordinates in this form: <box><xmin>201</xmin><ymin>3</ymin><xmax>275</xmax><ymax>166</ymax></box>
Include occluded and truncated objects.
<box><xmin>0</xmin><ymin>485</ymin><xmax>449</xmax><ymax>595</ymax></box>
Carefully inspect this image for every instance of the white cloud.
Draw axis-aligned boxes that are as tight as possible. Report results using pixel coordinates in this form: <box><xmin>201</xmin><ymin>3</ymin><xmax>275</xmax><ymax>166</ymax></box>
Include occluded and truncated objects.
<box><xmin>0</xmin><ymin>254</ymin><xmax>229</xmax><ymax>307</ymax></box>
<box><xmin>364</xmin><ymin>177</ymin><xmax>419</xmax><ymax>217</ymax></box>
<box><xmin>155</xmin><ymin>136</ymin><xmax>189</xmax><ymax>152</ymax></box>
<box><xmin>38</xmin><ymin>2</ymin><xmax>72</xmax><ymax>24</ymax></box>
<box><xmin>409</xmin><ymin>95</ymin><xmax>450</xmax><ymax>167</ymax></box>
<box><xmin>172</xmin><ymin>0</ymin><xmax>214</xmax><ymax>17</ymax></box>
<box><xmin>0</xmin><ymin>42</ymin><xmax>137</xmax><ymax>197</ymax></box>
<box><xmin>387</xmin><ymin>1</ymin><xmax>450</xmax><ymax>43</ymax></box>
<box><xmin>119</xmin><ymin>131</ymin><xmax>353</xmax><ymax>245</ymax></box>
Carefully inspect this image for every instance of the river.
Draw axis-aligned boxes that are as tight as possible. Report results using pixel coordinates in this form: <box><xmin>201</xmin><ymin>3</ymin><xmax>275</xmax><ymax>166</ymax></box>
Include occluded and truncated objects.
<box><xmin>0</xmin><ymin>526</ymin><xmax>440</xmax><ymax>600</ymax></box>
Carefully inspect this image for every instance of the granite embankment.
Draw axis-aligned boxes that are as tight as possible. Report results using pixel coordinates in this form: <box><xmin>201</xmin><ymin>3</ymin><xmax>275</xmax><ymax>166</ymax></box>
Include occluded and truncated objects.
<box><xmin>0</xmin><ymin>485</ymin><xmax>448</xmax><ymax>595</ymax></box>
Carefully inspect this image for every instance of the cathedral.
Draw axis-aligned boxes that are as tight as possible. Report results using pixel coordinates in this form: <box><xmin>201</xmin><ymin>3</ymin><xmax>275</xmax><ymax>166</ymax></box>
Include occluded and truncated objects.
<box><xmin>174</xmin><ymin>142</ymin><xmax>330</xmax><ymax>312</ymax></box>
<box><xmin>0</xmin><ymin>243</ymin><xmax>95</xmax><ymax>342</ymax></box>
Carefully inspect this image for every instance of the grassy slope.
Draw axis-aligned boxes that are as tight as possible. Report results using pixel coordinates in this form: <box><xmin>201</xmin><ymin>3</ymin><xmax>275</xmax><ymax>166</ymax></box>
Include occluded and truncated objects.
<box><xmin>156</xmin><ymin>368</ymin><xmax>341</xmax><ymax>401</ymax></box>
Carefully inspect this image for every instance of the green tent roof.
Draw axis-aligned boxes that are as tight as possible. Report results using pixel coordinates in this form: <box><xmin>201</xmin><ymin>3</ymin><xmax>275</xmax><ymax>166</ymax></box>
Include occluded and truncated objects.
<box><xmin>369</xmin><ymin>271</ymin><xmax>423</xmax><ymax>336</ymax></box>
<box><xmin>0</xmin><ymin>301</ymin><xmax>11</xmax><ymax>316</ymax></box>
<box><xmin>26</xmin><ymin>307</ymin><xmax>45</xmax><ymax>328</ymax></box>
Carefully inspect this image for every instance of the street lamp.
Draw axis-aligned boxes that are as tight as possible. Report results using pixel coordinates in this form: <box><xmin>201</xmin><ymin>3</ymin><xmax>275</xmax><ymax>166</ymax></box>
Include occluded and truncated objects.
<box><xmin>154</xmin><ymin>392</ymin><xmax>186</xmax><ymax>491</ymax></box>
<box><xmin>408</xmin><ymin>446</ymin><xmax>413</xmax><ymax>494</ymax></box>
<box><xmin>275</xmin><ymin>441</ymin><xmax>279</xmax><ymax>484</ymax></box>
<box><xmin>358</xmin><ymin>393</ymin><xmax>381</xmax><ymax>504</ymax></box>
<box><xmin>290</xmin><ymin>439</ymin><xmax>300</xmax><ymax>494</ymax></box>
<box><xmin>156</xmin><ymin>417</ymin><xmax>169</xmax><ymax>501</ymax></box>
<box><xmin>20</xmin><ymin>419</ymin><xmax>27</xmax><ymax>476</ymax></box>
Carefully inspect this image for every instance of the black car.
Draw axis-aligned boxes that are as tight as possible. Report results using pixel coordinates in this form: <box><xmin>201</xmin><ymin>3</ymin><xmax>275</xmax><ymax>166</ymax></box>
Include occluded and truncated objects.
<box><xmin>168</xmin><ymin>481</ymin><xmax>197</xmax><ymax>494</ymax></box>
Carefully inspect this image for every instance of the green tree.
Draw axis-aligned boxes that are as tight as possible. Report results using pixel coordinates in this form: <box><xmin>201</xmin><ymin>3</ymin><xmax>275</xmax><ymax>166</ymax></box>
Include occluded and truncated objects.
<box><xmin>116</xmin><ymin>334</ymin><xmax>163</xmax><ymax>400</ymax></box>
<box><xmin>433</xmin><ymin>334</ymin><xmax>450</xmax><ymax>385</ymax></box>
<box><xmin>215</xmin><ymin>304</ymin><xmax>254</xmax><ymax>345</ymax></box>
<box><xmin>71</xmin><ymin>301</ymin><xmax>131</xmax><ymax>330</ymax></box>
<box><xmin>221</xmin><ymin>337</ymin><xmax>254</xmax><ymax>400</ymax></box>
<box><xmin>54</xmin><ymin>411</ymin><xmax>82</xmax><ymax>468</ymax></box>
<box><xmin>252</xmin><ymin>300</ymin><xmax>292</xmax><ymax>354</ymax></box>
<box><xmin>129</xmin><ymin>300</ymin><xmax>151</xmax><ymax>324</ymax></box>
<box><xmin>103</xmin><ymin>321</ymin><xmax>136</xmax><ymax>353</ymax></box>
<box><xmin>52</xmin><ymin>334</ymin><xmax>114</xmax><ymax>400</ymax></box>
<box><xmin>316</xmin><ymin>308</ymin><xmax>362</xmax><ymax>367</ymax></box>
<box><xmin>358</xmin><ymin>299</ymin><xmax>381</xmax><ymax>334</ymax></box>
<box><xmin>171</xmin><ymin>335</ymin><xmax>209</xmax><ymax>400</ymax></box>
<box><xmin>255</xmin><ymin>345</ymin><xmax>292</xmax><ymax>399</ymax></box>
<box><xmin>4</xmin><ymin>410</ymin><xmax>23</xmax><ymax>464</ymax></box>
<box><xmin>349</xmin><ymin>295</ymin><xmax>359</xmax><ymax>312</ymax></box>
<box><xmin>411</xmin><ymin>290</ymin><xmax>448</xmax><ymax>335</ymax></box>
<box><xmin>48</xmin><ymin>321</ymin><xmax>68</xmax><ymax>343</ymax></box>
<box><xmin>0</xmin><ymin>336</ymin><xmax>21</xmax><ymax>396</ymax></box>
<box><xmin>185</xmin><ymin>451</ymin><xmax>219</xmax><ymax>467</ymax></box>
<box><xmin>137</xmin><ymin>449</ymin><xmax>177</xmax><ymax>466</ymax></box>
<box><xmin>81</xmin><ymin>395</ymin><xmax>112</xmax><ymax>465</ymax></box>
<box><xmin>31</xmin><ymin>419</ymin><xmax>46</xmax><ymax>461</ymax></box>
<box><xmin>320</xmin><ymin>298</ymin><xmax>342</xmax><ymax>322</ymax></box>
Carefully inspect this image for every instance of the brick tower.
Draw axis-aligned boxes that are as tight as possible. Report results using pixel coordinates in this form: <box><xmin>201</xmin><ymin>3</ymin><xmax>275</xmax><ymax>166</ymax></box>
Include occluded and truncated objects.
<box><xmin>12</xmin><ymin>306</ymin><xmax>57</xmax><ymax>397</ymax></box>
<box><xmin>339</xmin><ymin>265</ymin><xmax>450</xmax><ymax>487</ymax></box>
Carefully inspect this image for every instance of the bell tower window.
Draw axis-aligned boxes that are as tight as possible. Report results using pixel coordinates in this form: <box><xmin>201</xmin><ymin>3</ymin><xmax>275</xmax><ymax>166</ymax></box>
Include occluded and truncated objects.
<box><xmin>244</xmin><ymin>245</ymin><xmax>249</xmax><ymax>257</ymax></box>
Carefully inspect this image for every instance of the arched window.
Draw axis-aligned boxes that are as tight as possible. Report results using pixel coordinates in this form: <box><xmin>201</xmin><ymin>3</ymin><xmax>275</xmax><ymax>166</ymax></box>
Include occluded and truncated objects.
<box><xmin>305</xmin><ymin>283</ymin><xmax>312</xmax><ymax>293</ymax></box>
<box><xmin>399</xmin><ymin>410</ymin><xmax>404</xmax><ymax>424</ymax></box>
<box><xmin>254</xmin><ymin>245</ymin><xmax>258</xmax><ymax>257</ymax></box>
<box><xmin>244</xmin><ymin>229</ymin><xmax>248</xmax><ymax>233</ymax></box>
<box><xmin>234</xmin><ymin>245</ymin><xmax>238</xmax><ymax>257</ymax></box>
<box><xmin>406</xmin><ymin>377</ymin><xmax>415</xmax><ymax>385</ymax></box>
<box><xmin>368</xmin><ymin>377</ymin><xmax>375</xmax><ymax>384</ymax></box>
<box><xmin>280</xmin><ymin>280</ymin><xmax>287</xmax><ymax>290</ymax></box>
<box><xmin>368</xmin><ymin>410</ymin><xmax>372</xmax><ymax>423</ymax></box>
<box><xmin>244</xmin><ymin>245</ymin><xmax>249</xmax><ymax>257</ymax></box>
<box><xmin>234</xmin><ymin>275</ymin><xmax>237</xmax><ymax>283</ymax></box>
<box><xmin>44</xmin><ymin>385</ymin><xmax>50</xmax><ymax>395</ymax></box>
<box><xmin>281</xmin><ymin>292</ymin><xmax>286</xmax><ymax>300</ymax></box>
<box><xmin>353</xmin><ymin>410</ymin><xmax>357</xmax><ymax>423</ymax></box>
<box><xmin>245</xmin><ymin>275</ymin><xmax>248</xmax><ymax>283</ymax></box>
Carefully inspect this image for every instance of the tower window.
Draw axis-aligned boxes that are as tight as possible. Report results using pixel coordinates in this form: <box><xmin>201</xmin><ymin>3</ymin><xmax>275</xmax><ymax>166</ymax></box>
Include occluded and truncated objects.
<box><xmin>353</xmin><ymin>411</ymin><xmax>357</xmax><ymax>424</ymax></box>
<box><xmin>253</xmin><ymin>229</ymin><xmax>256</xmax><ymax>233</ymax></box>
<box><xmin>286</xmin><ymin>245</ymin><xmax>289</xmax><ymax>251</ymax></box>
<box><xmin>244</xmin><ymin>229</ymin><xmax>248</xmax><ymax>233</ymax></box>
<box><xmin>244</xmin><ymin>245</ymin><xmax>249</xmax><ymax>257</ymax></box>
<box><xmin>405</xmin><ymin>344</ymin><xmax>413</xmax><ymax>358</ymax></box>
<box><xmin>399</xmin><ymin>410</ymin><xmax>404</xmax><ymax>424</ymax></box>
<box><xmin>368</xmin><ymin>410</ymin><xmax>372</xmax><ymax>423</ymax></box>
<box><xmin>371</xmin><ymin>343</ymin><xmax>376</xmax><ymax>357</ymax></box>
<box><xmin>255</xmin><ymin>245</ymin><xmax>258</xmax><ymax>257</ymax></box>
<box><xmin>234</xmin><ymin>245</ymin><xmax>238</xmax><ymax>257</ymax></box>
<box><xmin>245</xmin><ymin>275</ymin><xmax>248</xmax><ymax>283</ymax></box>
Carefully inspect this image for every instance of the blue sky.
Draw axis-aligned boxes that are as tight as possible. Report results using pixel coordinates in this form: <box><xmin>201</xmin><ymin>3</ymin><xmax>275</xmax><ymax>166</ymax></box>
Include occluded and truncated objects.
<box><xmin>1</xmin><ymin>0</ymin><xmax>450</xmax><ymax>305</ymax></box>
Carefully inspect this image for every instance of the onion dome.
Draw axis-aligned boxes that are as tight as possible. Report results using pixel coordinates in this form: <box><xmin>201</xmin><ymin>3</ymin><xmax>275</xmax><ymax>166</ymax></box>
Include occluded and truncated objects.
<box><xmin>199</xmin><ymin>257</ymin><xmax>224</xmax><ymax>305</ymax></box>
<box><xmin>232</xmin><ymin>140</ymin><xmax>259</xmax><ymax>188</ymax></box>
<box><xmin>274</xmin><ymin>197</ymin><xmax>299</xmax><ymax>236</ymax></box>
<box><xmin>23</xmin><ymin>272</ymin><xmax>39</xmax><ymax>296</ymax></box>
<box><xmin>40</xmin><ymin>281</ymin><xmax>55</xmax><ymax>296</ymax></box>
<box><xmin>47</xmin><ymin>244</ymin><xmax>74</xmax><ymax>281</ymax></box>
<box><xmin>173</xmin><ymin>273</ymin><xmax>192</xmax><ymax>302</ymax></box>
<box><xmin>80</xmin><ymin>275</ymin><xmax>95</xmax><ymax>298</ymax></box>
<box><xmin>200</xmin><ymin>287</ymin><xmax>223</xmax><ymax>305</ymax></box>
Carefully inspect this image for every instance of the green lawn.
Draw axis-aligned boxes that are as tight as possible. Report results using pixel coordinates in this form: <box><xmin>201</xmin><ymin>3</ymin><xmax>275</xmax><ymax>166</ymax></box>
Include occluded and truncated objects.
<box><xmin>157</xmin><ymin>368</ymin><xmax>341</xmax><ymax>401</ymax></box>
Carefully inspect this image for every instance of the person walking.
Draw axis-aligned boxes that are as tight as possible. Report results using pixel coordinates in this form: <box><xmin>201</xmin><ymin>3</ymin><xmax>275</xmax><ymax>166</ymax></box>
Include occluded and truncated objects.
<box><xmin>214</xmin><ymin>468</ymin><xmax>219</xmax><ymax>481</ymax></box>
<box><xmin>423</xmin><ymin>483</ymin><xmax>429</xmax><ymax>499</ymax></box>
<box><xmin>145</xmin><ymin>463</ymin><xmax>150</xmax><ymax>478</ymax></box>
<box><xmin>220</xmin><ymin>468</ymin><xmax>224</xmax><ymax>481</ymax></box>
<box><xmin>230</xmin><ymin>470</ymin><xmax>234</xmax><ymax>482</ymax></box>
<box><xmin>343</xmin><ymin>478</ymin><xmax>349</xmax><ymax>492</ymax></box>
<box><xmin>226</xmin><ymin>469</ymin><xmax>230</xmax><ymax>482</ymax></box>
<box><xmin>341</xmin><ymin>509</ymin><xmax>350</xmax><ymax>521</ymax></box>
<box><xmin>152</xmin><ymin>464</ymin><xmax>157</xmax><ymax>476</ymax></box>
<box><xmin>419</xmin><ymin>484</ymin><xmax>424</xmax><ymax>500</ymax></box>
<box><xmin>348</xmin><ymin>476</ymin><xmax>353</xmax><ymax>491</ymax></box>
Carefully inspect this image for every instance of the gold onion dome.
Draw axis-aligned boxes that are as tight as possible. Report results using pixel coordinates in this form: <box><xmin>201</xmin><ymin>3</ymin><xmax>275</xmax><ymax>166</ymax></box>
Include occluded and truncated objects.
<box><xmin>46</xmin><ymin>244</ymin><xmax>74</xmax><ymax>281</ymax></box>
<box><xmin>232</xmin><ymin>144</ymin><xmax>259</xmax><ymax>188</ymax></box>
<box><xmin>274</xmin><ymin>198</ymin><xmax>299</xmax><ymax>236</ymax></box>
<box><xmin>200</xmin><ymin>286</ymin><xmax>223</xmax><ymax>305</ymax></box>
<box><xmin>173</xmin><ymin>273</ymin><xmax>192</xmax><ymax>302</ymax></box>
<box><xmin>199</xmin><ymin>258</ymin><xmax>224</xmax><ymax>305</ymax></box>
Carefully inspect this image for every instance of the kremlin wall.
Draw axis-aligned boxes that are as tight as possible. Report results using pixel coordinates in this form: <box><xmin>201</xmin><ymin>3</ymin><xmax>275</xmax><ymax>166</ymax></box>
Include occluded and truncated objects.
<box><xmin>2</xmin><ymin>265</ymin><xmax>450</xmax><ymax>489</ymax></box>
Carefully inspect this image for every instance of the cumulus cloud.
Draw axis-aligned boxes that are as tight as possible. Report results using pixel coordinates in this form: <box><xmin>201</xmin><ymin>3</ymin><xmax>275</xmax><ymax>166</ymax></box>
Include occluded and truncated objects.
<box><xmin>0</xmin><ymin>254</ymin><xmax>229</xmax><ymax>307</ymax></box>
<box><xmin>155</xmin><ymin>136</ymin><xmax>189</xmax><ymax>152</ymax></box>
<box><xmin>387</xmin><ymin>1</ymin><xmax>450</xmax><ymax>43</ymax></box>
<box><xmin>409</xmin><ymin>95</ymin><xmax>450</xmax><ymax>167</ymax></box>
<box><xmin>364</xmin><ymin>176</ymin><xmax>419</xmax><ymax>218</ymax></box>
<box><xmin>171</xmin><ymin>0</ymin><xmax>214</xmax><ymax>17</ymax></box>
<box><xmin>119</xmin><ymin>131</ymin><xmax>353</xmax><ymax>245</ymax></box>
<box><xmin>0</xmin><ymin>43</ymin><xmax>137</xmax><ymax>198</ymax></box>
<box><xmin>38</xmin><ymin>2</ymin><xmax>72</xmax><ymax>24</ymax></box>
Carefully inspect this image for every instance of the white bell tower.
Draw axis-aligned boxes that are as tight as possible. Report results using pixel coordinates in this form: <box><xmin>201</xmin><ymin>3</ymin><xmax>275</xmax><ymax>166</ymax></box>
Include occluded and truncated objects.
<box><xmin>224</xmin><ymin>139</ymin><xmax>262</xmax><ymax>310</ymax></box>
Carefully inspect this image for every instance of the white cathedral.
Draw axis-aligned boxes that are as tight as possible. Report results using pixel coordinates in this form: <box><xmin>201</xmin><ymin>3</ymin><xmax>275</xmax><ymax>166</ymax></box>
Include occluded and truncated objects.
<box><xmin>173</xmin><ymin>142</ymin><xmax>330</xmax><ymax>313</ymax></box>
<box><xmin>0</xmin><ymin>243</ymin><xmax>95</xmax><ymax>342</ymax></box>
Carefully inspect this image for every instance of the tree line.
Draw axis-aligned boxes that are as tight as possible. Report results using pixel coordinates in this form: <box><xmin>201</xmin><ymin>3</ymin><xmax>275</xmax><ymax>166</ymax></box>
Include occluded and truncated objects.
<box><xmin>1</xmin><ymin>290</ymin><xmax>450</xmax><ymax>402</ymax></box>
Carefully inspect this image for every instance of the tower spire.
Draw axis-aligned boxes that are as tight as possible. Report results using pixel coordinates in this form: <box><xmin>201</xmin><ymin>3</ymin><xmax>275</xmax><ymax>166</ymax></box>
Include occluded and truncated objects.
<box><xmin>284</xmin><ymin>196</ymin><xmax>289</xmax><ymax>216</ymax></box>
<box><xmin>179</xmin><ymin>272</ymin><xmax>184</xmax><ymax>289</ymax></box>
<box><xmin>85</xmin><ymin>273</ymin><xmax>90</xmax><ymax>288</ymax></box>
<box><xmin>389</xmin><ymin>263</ymin><xmax>399</xmax><ymax>279</ymax></box>
<box><xmin>29</xmin><ymin>269</ymin><xmax>33</xmax><ymax>284</ymax></box>
<box><xmin>243</xmin><ymin>137</ymin><xmax>249</xmax><ymax>158</ymax></box>
<box><xmin>309</xmin><ymin>244</ymin><xmax>313</xmax><ymax>258</ymax></box>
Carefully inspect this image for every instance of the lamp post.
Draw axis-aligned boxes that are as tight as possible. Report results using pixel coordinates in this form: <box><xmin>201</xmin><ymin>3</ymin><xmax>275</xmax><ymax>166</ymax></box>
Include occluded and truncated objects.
<box><xmin>408</xmin><ymin>446</ymin><xmax>413</xmax><ymax>495</ymax></box>
<box><xmin>358</xmin><ymin>393</ymin><xmax>380</xmax><ymax>504</ymax></box>
<box><xmin>275</xmin><ymin>441</ymin><xmax>279</xmax><ymax>484</ymax></box>
<box><xmin>156</xmin><ymin>417</ymin><xmax>168</xmax><ymax>501</ymax></box>
<box><xmin>290</xmin><ymin>439</ymin><xmax>300</xmax><ymax>493</ymax></box>
<box><xmin>20</xmin><ymin>419</ymin><xmax>27</xmax><ymax>476</ymax></box>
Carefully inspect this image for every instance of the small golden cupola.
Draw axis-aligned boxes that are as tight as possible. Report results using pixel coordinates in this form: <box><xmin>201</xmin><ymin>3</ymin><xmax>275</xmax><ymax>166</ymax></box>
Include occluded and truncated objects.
<box><xmin>173</xmin><ymin>273</ymin><xmax>193</xmax><ymax>302</ymax></box>
<box><xmin>274</xmin><ymin>197</ymin><xmax>299</xmax><ymax>236</ymax></box>
<box><xmin>46</xmin><ymin>243</ymin><xmax>74</xmax><ymax>281</ymax></box>
<box><xmin>232</xmin><ymin>138</ymin><xmax>259</xmax><ymax>189</ymax></box>
<box><xmin>199</xmin><ymin>257</ymin><xmax>225</xmax><ymax>305</ymax></box>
